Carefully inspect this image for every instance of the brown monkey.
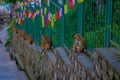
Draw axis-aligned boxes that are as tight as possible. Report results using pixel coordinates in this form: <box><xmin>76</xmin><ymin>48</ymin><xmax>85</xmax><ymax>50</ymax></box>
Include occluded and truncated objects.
<box><xmin>27</xmin><ymin>36</ymin><xmax>33</xmax><ymax>45</ymax></box>
<box><xmin>21</xmin><ymin>31</ymin><xmax>27</xmax><ymax>40</ymax></box>
<box><xmin>22</xmin><ymin>33</ymin><xmax>27</xmax><ymax>40</ymax></box>
<box><xmin>15</xmin><ymin>28</ymin><xmax>19</xmax><ymax>34</ymax></box>
<box><xmin>72</xmin><ymin>33</ymin><xmax>86</xmax><ymax>53</ymax></box>
<box><xmin>41</xmin><ymin>34</ymin><xmax>52</xmax><ymax>51</ymax></box>
<box><xmin>18</xmin><ymin>30</ymin><xmax>23</xmax><ymax>37</ymax></box>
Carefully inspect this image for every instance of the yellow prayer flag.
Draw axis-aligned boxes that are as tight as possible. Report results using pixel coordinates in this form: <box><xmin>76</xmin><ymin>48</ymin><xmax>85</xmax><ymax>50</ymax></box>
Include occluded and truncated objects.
<box><xmin>36</xmin><ymin>10</ymin><xmax>39</xmax><ymax>14</ymax></box>
<box><xmin>28</xmin><ymin>12</ymin><xmax>31</xmax><ymax>18</ymax></box>
<box><xmin>44</xmin><ymin>7</ymin><xmax>47</xmax><ymax>15</ymax></box>
<box><xmin>64</xmin><ymin>4</ymin><xmax>68</xmax><ymax>14</ymax></box>
<box><xmin>53</xmin><ymin>14</ymin><xmax>56</xmax><ymax>22</ymax></box>
<box><xmin>24</xmin><ymin>7</ymin><xmax>26</xmax><ymax>10</ymax></box>
<box><xmin>51</xmin><ymin>17</ymin><xmax>54</xmax><ymax>27</ymax></box>
<box><xmin>18</xmin><ymin>18</ymin><xmax>20</xmax><ymax>24</ymax></box>
<box><xmin>78</xmin><ymin>0</ymin><xmax>84</xmax><ymax>3</ymax></box>
<box><xmin>42</xmin><ymin>16</ymin><xmax>44</xmax><ymax>27</ymax></box>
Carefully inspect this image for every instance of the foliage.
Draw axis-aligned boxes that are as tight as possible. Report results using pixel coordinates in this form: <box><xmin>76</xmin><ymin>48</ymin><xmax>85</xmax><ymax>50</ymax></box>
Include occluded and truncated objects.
<box><xmin>111</xmin><ymin>0</ymin><xmax>120</xmax><ymax>46</ymax></box>
<box><xmin>6</xmin><ymin>20</ymin><xmax>14</xmax><ymax>47</ymax></box>
<box><xmin>5</xmin><ymin>0</ymin><xmax>22</xmax><ymax>3</ymax></box>
<box><xmin>83</xmin><ymin>0</ymin><xmax>106</xmax><ymax>48</ymax></box>
<box><xmin>38</xmin><ymin>54</ymin><xmax>42</xmax><ymax>63</ymax></box>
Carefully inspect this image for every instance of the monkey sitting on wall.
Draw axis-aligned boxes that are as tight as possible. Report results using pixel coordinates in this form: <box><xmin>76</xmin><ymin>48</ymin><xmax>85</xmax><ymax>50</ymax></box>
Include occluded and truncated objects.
<box><xmin>27</xmin><ymin>36</ymin><xmax>33</xmax><ymax>45</ymax></box>
<box><xmin>15</xmin><ymin>28</ymin><xmax>19</xmax><ymax>34</ymax></box>
<box><xmin>21</xmin><ymin>31</ymin><xmax>27</xmax><ymax>40</ymax></box>
<box><xmin>72</xmin><ymin>33</ymin><xmax>86</xmax><ymax>53</ymax></box>
<box><xmin>41</xmin><ymin>35</ymin><xmax>52</xmax><ymax>51</ymax></box>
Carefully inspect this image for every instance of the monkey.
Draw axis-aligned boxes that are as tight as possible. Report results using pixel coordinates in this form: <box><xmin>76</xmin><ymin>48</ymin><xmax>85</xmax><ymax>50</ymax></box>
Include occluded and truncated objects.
<box><xmin>41</xmin><ymin>34</ymin><xmax>52</xmax><ymax>51</ymax></box>
<box><xmin>18</xmin><ymin>30</ymin><xmax>23</xmax><ymax>37</ymax></box>
<box><xmin>72</xmin><ymin>33</ymin><xmax>86</xmax><ymax>53</ymax></box>
<box><xmin>15</xmin><ymin>28</ymin><xmax>19</xmax><ymax>34</ymax></box>
<box><xmin>21</xmin><ymin>31</ymin><xmax>27</xmax><ymax>40</ymax></box>
<box><xmin>23</xmin><ymin>33</ymin><xmax>27</xmax><ymax>40</ymax></box>
<box><xmin>27</xmin><ymin>36</ymin><xmax>33</xmax><ymax>45</ymax></box>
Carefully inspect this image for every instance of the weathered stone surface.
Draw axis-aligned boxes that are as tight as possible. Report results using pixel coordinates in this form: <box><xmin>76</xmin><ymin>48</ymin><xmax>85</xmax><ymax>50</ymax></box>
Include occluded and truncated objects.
<box><xmin>12</xmin><ymin>32</ymin><xmax>120</xmax><ymax>80</ymax></box>
<box><xmin>95</xmin><ymin>48</ymin><xmax>120</xmax><ymax>75</ymax></box>
<box><xmin>0</xmin><ymin>61</ymin><xmax>18</xmax><ymax>73</ymax></box>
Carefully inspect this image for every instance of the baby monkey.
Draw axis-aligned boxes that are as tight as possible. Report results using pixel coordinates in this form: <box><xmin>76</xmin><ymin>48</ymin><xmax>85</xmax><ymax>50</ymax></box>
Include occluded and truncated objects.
<box><xmin>72</xmin><ymin>33</ymin><xmax>86</xmax><ymax>53</ymax></box>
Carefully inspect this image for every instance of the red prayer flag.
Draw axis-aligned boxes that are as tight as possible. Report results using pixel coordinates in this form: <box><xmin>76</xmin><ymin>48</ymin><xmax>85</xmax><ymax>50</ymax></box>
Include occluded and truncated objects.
<box><xmin>26</xmin><ymin>11</ymin><xmax>29</xmax><ymax>18</ymax></box>
<box><xmin>46</xmin><ymin>15</ymin><xmax>49</xmax><ymax>27</ymax></box>
<box><xmin>69</xmin><ymin>0</ymin><xmax>75</xmax><ymax>10</ymax></box>
<box><xmin>19</xmin><ymin>17</ymin><xmax>23</xmax><ymax>24</ymax></box>
<box><xmin>56</xmin><ymin>10</ymin><xmax>60</xmax><ymax>20</ymax></box>
<box><xmin>30</xmin><ymin>12</ymin><xmax>36</xmax><ymax>20</ymax></box>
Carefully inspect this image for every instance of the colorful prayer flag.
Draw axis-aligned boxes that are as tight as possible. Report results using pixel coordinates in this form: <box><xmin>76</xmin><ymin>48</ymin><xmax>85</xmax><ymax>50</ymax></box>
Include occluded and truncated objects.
<box><xmin>60</xmin><ymin>7</ymin><xmax>64</xmax><ymax>17</ymax></box>
<box><xmin>78</xmin><ymin>0</ymin><xmax>84</xmax><ymax>3</ymax></box>
<box><xmin>25</xmin><ymin>11</ymin><xmax>29</xmax><ymax>18</ymax></box>
<box><xmin>51</xmin><ymin>16</ymin><xmax>54</xmax><ymax>27</ymax></box>
<box><xmin>40</xmin><ymin>9</ymin><xmax>44</xmax><ymax>16</ymax></box>
<box><xmin>30</xmin><ymin>12</ymin><xmax>36</xmax><ymax>20</ymax></box>
<box><xmin>36</xmin><ymin>10</ymin><xmax>40</xmax><ymax>15</ymax></box>
<box><xmin>42</xmin><ymin>15</ymin><xmax>44</xmax><ymax>27</ymax></box>
<box><xmin>56</xmin><ymin>10</ymin><xmax>60</xmax><ymax>20</ymax></box>
<box><xmin>46</xmin><ymin>15</ymin><xmax>49</xmax><ymax>27</ymax></box>
<box><xmin>28</xmin><ymin>12</ymin><xmax>31</xmax><ymax>18</ymax></box>
<box><xmin>44</xmin><ymin>7</ymin><xmax>47</xmax><ymax>15</ymax></box>
<box><xmin>18</xmin><ymin>18</ymin><xmax>23</xmax><ymax>24</ymax></box>
<box><xmin>64</xmin><ymin>4</ymin><xmax>68</xmax><ymax>14</ymax></box>
<box><xmin>48</xmin><ymin>12</ymin><xmax>52</xmax><ymax>21</ymax></box>
<box><xmin>69</xmin><ymin>0</ymin><xmax>75</xmax><ymax>10</ymax></box>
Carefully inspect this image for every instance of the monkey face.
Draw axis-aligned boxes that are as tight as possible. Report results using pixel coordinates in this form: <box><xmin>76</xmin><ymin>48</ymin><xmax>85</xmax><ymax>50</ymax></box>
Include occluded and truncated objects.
<box><xmin>75</xmin><ymin>33</ymin><xmax>81</xmax><ymax>40</ymax></box>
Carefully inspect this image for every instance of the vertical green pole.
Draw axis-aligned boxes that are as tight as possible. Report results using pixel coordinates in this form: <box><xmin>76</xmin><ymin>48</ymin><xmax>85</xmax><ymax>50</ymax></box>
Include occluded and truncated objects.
<box><xmin>105</xmin><ymin>0</ymin><xmax>112</xmax><ymax>47</ymax></box>
<box><xmin>61</xmin><ymin>16</ymin><xmax>64</xmax><ymax>45</ymax></box>
<box><xmin>78</xmin><ymin>2</ymin><xmax>84</xmax><ymax>36</ymax></box>
<box><xmin>61</xmin><ymin>1</ymin><xmax>65</xmax><ymax>45</ymax></box>
<box><xmin>33</xmin><ymin>20</ymin><xmax>37</xmax><ymax>43</ymax></box>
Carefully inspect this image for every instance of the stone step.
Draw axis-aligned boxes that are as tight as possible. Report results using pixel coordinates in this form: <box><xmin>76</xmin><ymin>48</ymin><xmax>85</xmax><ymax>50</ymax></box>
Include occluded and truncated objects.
<box><xmin>111</xmin><ymin>48</ymin><xmax>120</xmax><ymax>55</ymax></box>
<box><xmin>56</xmin><ymin>47</ymin><xmax>73</xmax><ymax>68</ymax></box>
<box><xmin>0</xmin><ymin>61</ymin><xmax>18</xmax><ymax>73</ymax></box>
<box><xmin>73</xmin><ymin>52</ymin><xmax>94</xmax><ymax>72</ymax></box>
<box><xmin>37</xmin><ymin>46</ymin><xmax>43</xmax><ymax>53</ymax></box>
<box><xmin>46</xmin><ymin>50</ymin><xmax>56</xmax><ymax>64</ymax></box>
<box><xmin>0</xmin><ymin>53</ymin><xmax>11</xmax><ymax>63</ymax></box>
<box><xmin>17</xmin><ymin>71</ymin><xmax>28</xmax><ymax>80</ymax></box>
<box><xmin>0</xmin><ymin>45</ymin><xmax>8</xmax><ymax>54</ymax></box>
<box><xmin>0</xmin><ymin>71</ymin><xmax>27</xmax><ymax>80</ymax></box>
<box><xmin>95</xmin><ymin>48</ymin><xmax>120</xmax><ymax>75</ymax></box>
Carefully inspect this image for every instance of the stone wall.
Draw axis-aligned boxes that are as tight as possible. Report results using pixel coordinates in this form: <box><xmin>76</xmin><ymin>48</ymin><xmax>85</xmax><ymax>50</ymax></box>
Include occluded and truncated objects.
<box><xmin>11</xmin><ymin>32</ymin><xmax>120</xmax><ymax>80</ymax></box>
